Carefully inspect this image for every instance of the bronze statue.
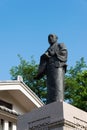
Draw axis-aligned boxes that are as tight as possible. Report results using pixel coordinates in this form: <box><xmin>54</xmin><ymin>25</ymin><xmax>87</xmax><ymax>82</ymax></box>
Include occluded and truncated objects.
<box><xmin>35</xmin><ymin>34</ymin><xmax>68</xmax><ymax>104</ymax></box>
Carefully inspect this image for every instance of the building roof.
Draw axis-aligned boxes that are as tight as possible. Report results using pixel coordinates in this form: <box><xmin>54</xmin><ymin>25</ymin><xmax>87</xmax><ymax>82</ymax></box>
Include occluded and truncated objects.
<box><xmin>0</xmin><ymin>79</ymin><xmax>44</xmax><ymax>113</ymax></box>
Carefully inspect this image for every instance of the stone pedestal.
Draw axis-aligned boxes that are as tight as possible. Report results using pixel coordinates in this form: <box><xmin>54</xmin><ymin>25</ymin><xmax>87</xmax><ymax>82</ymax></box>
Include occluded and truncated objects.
<box><xmin>17</xmin><ymin>101</ymin><xmax>87</xmax><ymax>130</ymax></box>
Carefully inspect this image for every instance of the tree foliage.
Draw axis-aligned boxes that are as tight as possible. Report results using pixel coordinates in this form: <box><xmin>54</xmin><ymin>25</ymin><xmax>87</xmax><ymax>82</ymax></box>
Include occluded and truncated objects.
<box><xmin>65</xmin><ymin>57</ymin><xmax>87</xmax><ymax>111</ymax></box>
<box><xmin>10</xmin><ymin>55</ymin><xmax>87</xmax><ymax>111</ymax></box>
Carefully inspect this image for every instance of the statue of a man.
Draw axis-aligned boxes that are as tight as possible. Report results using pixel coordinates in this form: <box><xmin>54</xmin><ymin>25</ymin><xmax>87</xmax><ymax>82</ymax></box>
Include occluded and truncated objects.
<box><xmin>35</xmin><ymin>34</ymin><xmax>68</xmax><ymax>104</ymax></box>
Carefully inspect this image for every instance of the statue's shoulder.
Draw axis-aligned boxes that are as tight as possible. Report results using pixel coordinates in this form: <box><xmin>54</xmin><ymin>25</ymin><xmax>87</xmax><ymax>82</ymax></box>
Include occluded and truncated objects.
<box><xmin>58</xmin><ymin>43</ymin><xmax>67</xmax><ymax>50</ymax></box>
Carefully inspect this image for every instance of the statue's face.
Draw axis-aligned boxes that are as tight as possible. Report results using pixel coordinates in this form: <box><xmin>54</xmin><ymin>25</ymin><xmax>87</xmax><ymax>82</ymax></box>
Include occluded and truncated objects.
<box><xmin>48</xmin><ymin>34</ymin><xmax>57</xmax><ymax>45</ymax></box>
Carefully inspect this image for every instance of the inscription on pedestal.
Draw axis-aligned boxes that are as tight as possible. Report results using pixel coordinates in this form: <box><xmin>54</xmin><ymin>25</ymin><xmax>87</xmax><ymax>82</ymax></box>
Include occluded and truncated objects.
<box><xmin>28</xmin><ymin>116</ymin><xmax>50</xmax><ymax>130</ymax></box>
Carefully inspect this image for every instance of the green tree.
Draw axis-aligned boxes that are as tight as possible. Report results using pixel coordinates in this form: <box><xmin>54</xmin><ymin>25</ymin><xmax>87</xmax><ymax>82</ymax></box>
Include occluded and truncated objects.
<box><xmin>10</xmin><ymin>55</ymin><xmax>47</xmax><ymax>102</ymax></box>
<box><xmin>65</xmin><ymin>57</ymin><xmax>87</xmax><ymax>111</ymax></box>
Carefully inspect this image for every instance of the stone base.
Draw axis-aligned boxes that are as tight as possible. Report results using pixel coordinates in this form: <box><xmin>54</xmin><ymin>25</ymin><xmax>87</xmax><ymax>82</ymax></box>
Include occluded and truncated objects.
<box><xmin>17</xmin><ymin>101</ymin><xmax>87</xmax><ymax>130</ymax></box>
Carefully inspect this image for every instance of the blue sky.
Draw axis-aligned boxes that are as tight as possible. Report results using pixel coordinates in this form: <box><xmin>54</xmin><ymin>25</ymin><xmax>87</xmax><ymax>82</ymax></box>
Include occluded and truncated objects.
<box><xmin>0</xmin><ymin>0</ymin><xmax>87</xmax><ymax>80</ymax></box>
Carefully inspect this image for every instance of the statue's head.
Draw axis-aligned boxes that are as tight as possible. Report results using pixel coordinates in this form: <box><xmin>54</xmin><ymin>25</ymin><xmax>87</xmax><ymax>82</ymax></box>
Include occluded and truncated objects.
<box><xmin>48</xmin><ymin>34</ymin><xmax>58</xmax><ymax>45</ymax></box>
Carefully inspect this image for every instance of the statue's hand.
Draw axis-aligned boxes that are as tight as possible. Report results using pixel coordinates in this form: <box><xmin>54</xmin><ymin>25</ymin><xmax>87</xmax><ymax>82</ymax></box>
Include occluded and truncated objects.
<box><xmin>45</xmin><ymin>52</ymin><xmax>51</xmax><ymax>58</ymax></box>
<box><xmin>41</xmin><ymin>53</ymin><xmax>50</xmax><ymax>59</ymax></box>
<box><xmin>47</xmin><ymin>48</ymin><xmax>55</xmax><ymax>56</ymax></box>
